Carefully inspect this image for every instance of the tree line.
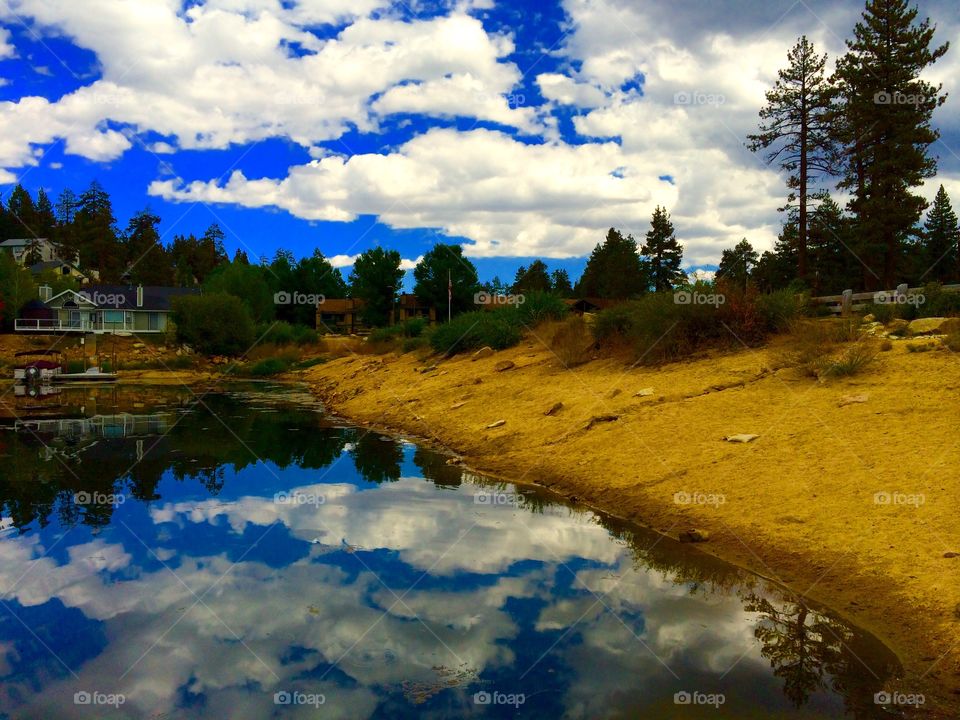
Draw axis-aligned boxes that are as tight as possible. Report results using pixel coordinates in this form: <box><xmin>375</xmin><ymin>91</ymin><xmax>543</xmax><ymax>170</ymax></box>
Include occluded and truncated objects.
<box><xmin>739</xmin><ymin>0</ymin><xmax>958</xmax><ymax>294</ymax></box>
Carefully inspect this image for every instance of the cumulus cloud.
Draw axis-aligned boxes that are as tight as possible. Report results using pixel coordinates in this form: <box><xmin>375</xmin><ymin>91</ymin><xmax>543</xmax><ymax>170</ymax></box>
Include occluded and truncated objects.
<box><xmin>0</xmin><ymin>26</ymin><xmax>14</xmax><ymax>58</ymax></box>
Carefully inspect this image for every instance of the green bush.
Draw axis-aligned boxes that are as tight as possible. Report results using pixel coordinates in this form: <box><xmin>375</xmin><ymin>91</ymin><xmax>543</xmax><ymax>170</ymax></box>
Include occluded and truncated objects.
<box><xmin>593</xmin><ymin>287</ymin><xmax>803</xmax><ymax>365</ymax></box>
<box><xmin>401</xmin><ymin>336</ymin><xmax>429</xmax><ymax>354</ymax></box>
<box><xmin>173</xmin><ymin>294</ymin><xmax>255</xmax><ymax>357</ymax></box>
<box><xmin>429</xmin><ymin>309</ymin><xmax>522</xmax><ymax>355</ymax></box>
<box><xmin>369</xmin><ymin>318</ymin><xmax>428</xmax><ymax>343</ymax></box>
<box><xmin>248</xmin><ymin>358</ymin><xmax>290</xmax><ymax>376</ymax></box>
<box><xmin>292</xmin><ymin>325</ymin><xmax>319</xmax><ymax>345</ymax></box>
<box><xmin>918</xmin><ymin>282</ymin><xmax>960</xmax><ymax>318</ymax></box>
<box><xmin>515</xmin><ymin>292</ymin><xmax>568</xmax><ymax>326</ymax></box>
<box><xmin>866</xmin><ymin>302</ymin><xmax>898</xmax><ymax>324</ymax></box>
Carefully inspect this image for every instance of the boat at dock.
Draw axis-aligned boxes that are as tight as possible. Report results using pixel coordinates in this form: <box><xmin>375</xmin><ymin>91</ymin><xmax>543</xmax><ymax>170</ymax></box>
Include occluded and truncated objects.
<box><xmin>12</xmin><ymin>350</ymin><xmax>64</xmax><ymax>382</ymax></box>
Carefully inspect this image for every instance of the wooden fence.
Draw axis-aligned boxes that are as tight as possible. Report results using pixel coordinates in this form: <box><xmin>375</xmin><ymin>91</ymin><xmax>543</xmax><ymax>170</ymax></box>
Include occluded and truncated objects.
<box><xmin>810</xmin><ymin>283</ymin><xmax>960</xmax><ymax>316</ymax></box>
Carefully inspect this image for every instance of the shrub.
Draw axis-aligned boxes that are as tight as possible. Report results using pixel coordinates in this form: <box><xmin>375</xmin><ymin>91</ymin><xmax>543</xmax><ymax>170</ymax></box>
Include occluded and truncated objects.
<box><xmin>173</xmin><ymin>294</ymin><xmax>255</xmax><ymax>357</ymax></box>
<box><xmin>369</xmin><ymin>317</ymin><xmax>429</xmax><ymax>343</ymax></box>
<box><xmin>918</xmin><ymin>282</ymin><xmax>960</xmax><ymax>318</ymax></box>
<box><xmin>819</xmin><ymin>340</ymin><xmax>880</xmax><ymax>377</ymax></box>
<box><xmin>879</xmin><ymin>339</ymin><xmax>893</xmax><ymax>352</ymax></box>
<box><xmin>429</xmin><ymin>309</ymin><xmax>522</xmax><ymax>355</ymax></box>
<box><xmin>866</xmin><ymin>302</ymin><xmax>898</xmax><ymax>324</ymax></box>
<box><xmin>755</xmin><ymin>289</ymin><xmax>804</xmax><ymax>332</ymax></box>
<box><xmin>291</xmin><ymin>357</ymin><xmax>327</xmax><ymax>370</ymax></box>
<box><xmin>550</xmin><ymin>315</ymin><xmax>593</xmax><ymax>367</ymax></box>
<box><xmin>401</xmin><ymin>336</ymin><xmax>429</xmax><ymax>354</ymax></box>
<box><xmin>515</xmin><ymin>292</ymin><xmax>568</xmax><ymax>326</ymax></box>
<box><xmin>292</xmin><ymin>325</ymin><xmax>319</xmax><ymax>345</ymax></box>
<box><xmin>248</xmin><ymin>358</ymin><xmax>290</xmax><ymax>376</ymax></box>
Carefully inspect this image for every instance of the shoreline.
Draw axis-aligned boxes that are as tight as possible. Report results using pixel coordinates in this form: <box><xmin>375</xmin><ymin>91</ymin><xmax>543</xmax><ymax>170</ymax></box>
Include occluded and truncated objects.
<box><xmin>299</xmin><ymin>339</ymin><xmax>960</xmax><ymax>718</ymax></box>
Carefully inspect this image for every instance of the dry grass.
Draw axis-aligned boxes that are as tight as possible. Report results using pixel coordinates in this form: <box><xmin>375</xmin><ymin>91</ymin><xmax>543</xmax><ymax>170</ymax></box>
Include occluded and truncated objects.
<box><xmin>777</xmin><ymin>319</ymin><xmax>879</xmax><ymax>379</ymax></box>
<box><xmin>548</xmin><ymin>316</ymin><xmax>594</xmax><ymax>368</ymax></box>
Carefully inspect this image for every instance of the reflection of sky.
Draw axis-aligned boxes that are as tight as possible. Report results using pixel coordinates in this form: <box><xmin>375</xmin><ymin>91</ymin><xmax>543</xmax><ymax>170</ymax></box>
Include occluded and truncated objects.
<box><xmin>0</xmin><ymin>439</ymin><xmax>887</xmax><ymax>718</ymax></box>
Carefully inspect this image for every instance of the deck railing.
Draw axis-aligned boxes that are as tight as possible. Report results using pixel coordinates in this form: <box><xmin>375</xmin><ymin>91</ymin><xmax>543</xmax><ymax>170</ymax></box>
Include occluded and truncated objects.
<box><xmin>809</xmin><ymin>283</ymin><xmax>960</xmax><ymax>316</ymax></box>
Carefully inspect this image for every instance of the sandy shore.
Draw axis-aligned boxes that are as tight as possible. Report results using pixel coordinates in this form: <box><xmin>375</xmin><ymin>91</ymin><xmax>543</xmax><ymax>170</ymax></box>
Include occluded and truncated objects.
<box><xmin>300</xmin><ymin>335</ymin><xmax>960</xmax><ymax>717</ymax></box>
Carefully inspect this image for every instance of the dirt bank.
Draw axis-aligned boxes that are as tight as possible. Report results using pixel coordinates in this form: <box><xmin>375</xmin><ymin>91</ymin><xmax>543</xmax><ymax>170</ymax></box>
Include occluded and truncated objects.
<box><xmin>300</xmin><ymin>334</ymin><xmax>960</xmax><ymax>717</ymax></box>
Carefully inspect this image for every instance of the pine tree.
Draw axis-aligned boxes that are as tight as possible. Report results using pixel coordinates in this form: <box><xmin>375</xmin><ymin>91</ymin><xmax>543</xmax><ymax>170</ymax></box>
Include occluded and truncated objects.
<box><xmin>833</xmin><ymin>0</ymin><xmax>949</xmax><ymax>288</ymax></box>
<box><xmin>412</xmin><ymin>243</ymin><xmax>479</xmax><ymax>319</ymax></box>
<box><xmin>35</xmin><ymin>189</ymin><xmax>56</xmax><ymax>239</ymax></box>
<box><xmin>512</xmin><ymin>259</ymin><xmax>551</xmax><ymax>294</ymax></box>
<box><xmin>641</xmin><ymin>207</ymin><xmax>685</xmax><ymax>292</ymax></box>
<box><xmin>717</xmin><ymin>239</ymin><xmax>758</xmax><ymax>290</ymax></box>
<box><xmin>807</xmin><ymin>196</ymin><xmax>857</xmax><ymax>294</ymax></box>
<box><xmin>75</xmin><ymin>181</ymin><xmax>122</xmax><ymax>281</ymax></box>
<box><xmin>920</xmin><ymin>185</ymin><xmax>960</xmax><ymax>283</ymax></box>
<box><xmin>550</xmin><ymin>268</ymin><xmax>573</xmax><ymax>297</ymax></box>
<box><xmin>124</xmin><ymin>210</ymin><xmax>174</xmax><ymax>285</ymax></box>
<box><xmin>54</xmin><ymin>188</ymin><xmax>80</xmax><ymax>263</ymax></box>
<box><xmin>6</xmin><ymin>184</ymin><xmax>37</xmax><ymax>237</ymax></box>
<box><xmin>575</xmin><ymin>228</ymin><xmax>649</xmax><ymax>298</ymax></box>
<box><xmin>748</xmin><ymin>36</ymin><xmax>836</xmax><ymax>284</ymax></box>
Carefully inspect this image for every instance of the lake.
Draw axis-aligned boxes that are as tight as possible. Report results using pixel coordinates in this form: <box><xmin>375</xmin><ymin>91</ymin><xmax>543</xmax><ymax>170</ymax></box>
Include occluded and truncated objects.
<box><xmin>0</xmin><ymin>384</ymin><xmax>900</xmax><ymax>718</ymax></box>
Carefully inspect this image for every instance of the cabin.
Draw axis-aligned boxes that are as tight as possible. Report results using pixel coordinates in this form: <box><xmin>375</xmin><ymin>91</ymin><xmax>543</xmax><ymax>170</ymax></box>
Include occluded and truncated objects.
<box><xmin>393</xmin><ymin>294</ymin><xmax>436</xmax><ymax>324</ymax></box>
<box><xmin>29</xmin><ymin>259</ymin><xmax>95</xmax><ymax>284</ymax></box>
<box><xmin>15</xmin><ymin>285</ymin><xmax>199</xmax><ymax>334</ymax></box>
<box><xmin>564</xmin><ymin>297</ymin><xmax>619</xmax><ymax>315</ymax></box>
<box><xmin>317</xmin><ymin>298</ymin><xmax>366</xmax><ymax>334</ymax></box>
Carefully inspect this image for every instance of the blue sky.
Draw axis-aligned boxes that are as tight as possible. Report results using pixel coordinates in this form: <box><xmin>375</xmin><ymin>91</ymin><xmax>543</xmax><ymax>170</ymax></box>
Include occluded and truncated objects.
<box><xmin>0</xmin><ymin>0</ymin><xmax>958</xmax><ymax>286</ymax></box>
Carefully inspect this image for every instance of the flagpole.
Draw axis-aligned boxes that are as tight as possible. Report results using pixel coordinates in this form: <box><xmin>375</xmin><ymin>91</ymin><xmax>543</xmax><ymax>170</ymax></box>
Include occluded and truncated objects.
<box><xmin>447</xmin><ymin>269</ymin><xmax>452</xmax><ymax>322</ymax></box>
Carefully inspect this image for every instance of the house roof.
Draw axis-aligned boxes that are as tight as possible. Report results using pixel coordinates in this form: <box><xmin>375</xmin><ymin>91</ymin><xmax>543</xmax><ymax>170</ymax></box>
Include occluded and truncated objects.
<box><xmin>319</xmin><ymin>298</ymin><xmax>363</xmax><ymax>313</ymax></box>
<box><xmin>29</xmin><ymin>259</ymin><xmax>88</xmax><ymax>276</ymax></box>
<box><xmin>47</xmin><ymin>286</ymin><xmax>200</xmax><ymax>311</ymax></box>
<box><xmin>1</xmin><ymin>238</ymin><xmax>51</xmax><ymax>248</ymax></box>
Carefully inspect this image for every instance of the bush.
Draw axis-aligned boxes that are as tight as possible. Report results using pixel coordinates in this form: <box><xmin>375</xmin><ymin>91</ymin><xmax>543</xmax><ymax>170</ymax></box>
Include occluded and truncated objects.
<box><xmin>429</xmin><ymin>309</ymin><xmax>522</xmax><ymax>355</ymax></box>
<box><xmin>819</xmin><ymin>340</ymin><xmax>880</xmax><ymax>377</ymax></box>
<box><xmin>292</xmin><ymin>325</ymin><xmax>319</xmax><ymax>345</ymax></box>
<box><xmin>918</xmin><ymin>282</ymin><xmax>960</xmax><ymax>318</ymax></box>
<box><xmin>173</xmin><ymin>294</ymin><xmax>256</xmax><ymax>357</ymax></box>
<box><xmin>401</xmin><ymin>336</ymin><xmax>429</xmax><ymax>354</ymax></box>
<box><xmin>368</xmin><ymin>317</ymin><xmax>428</xmax><ymax>344</ymax></box>
<box><xmin>778</xmin><ymin>320</ymin><xmax>878</xmax><ymax>379</ymax></box>
<box><xmin>755</xmin><ymin>289</ymin><xmax>804</xmax><ymax>332</ymax></box>
<box><xmin>515</xmin><ymin>292</ymin><xmax>568</xmax><ymax>326</ymax></box>
<box><xmin>248</xmin><ymin>358</ymin><xmax>290</xmax><ymax>376</ymax></box>
<box><xmin>550</xmin><ymin>315</ymin><xmax>593</xmax><ymax>367</ymax></box>
<box><xmin>866</xmin><ymin>302</ymin><xmax>899</xmax><ymax>324</ymax></box>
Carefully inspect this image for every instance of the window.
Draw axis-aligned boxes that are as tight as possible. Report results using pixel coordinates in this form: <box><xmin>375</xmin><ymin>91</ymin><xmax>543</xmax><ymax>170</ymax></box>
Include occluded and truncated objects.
<box><xmin>104</xmin><ymin>310</ymin><xmax>124</xmax><ymax>324</ymax></box>
<box><xmin>147</xmin><ymin>313</ymin><xmax>160</xmax><ymax>331</ymax></box>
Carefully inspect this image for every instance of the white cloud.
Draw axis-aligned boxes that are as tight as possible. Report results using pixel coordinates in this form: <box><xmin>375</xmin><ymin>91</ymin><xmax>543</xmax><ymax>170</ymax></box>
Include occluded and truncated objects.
<box><xmin>328</xmin><ymin>253</ymin><xmax>359</xmax><ymax>268</ymax></box>
<box><xmin>0</xmin><ymin>27</ymin><xmax>14</xmax><ymax>58</ymax></box>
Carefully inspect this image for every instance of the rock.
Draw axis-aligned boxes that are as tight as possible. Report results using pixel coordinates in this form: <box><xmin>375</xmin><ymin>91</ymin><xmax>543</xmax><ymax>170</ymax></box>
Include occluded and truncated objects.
<box><xmin>945</xmin><ymin>552</ymin><xmax>960</xmax><ymax>559</ymax></box>
<box><xmin>494</xmin><ymin>360</ymin><xmax>515</xmax><ymax>372</ymax></box>
<box><xmin>908</xmin><ymin>317</ymin><xmax>960</xmax><ymax>336</ymax></box>
<box><xmin>445</xmin><ymin>457</ymin><xmax>462</xmax><ymax>465</ymax></box>
<box><xmin>585</xmin><ymin>414</ymin><xmax>619</xmax><ymax>430</ymax></box>
<box><xmin>419</xmin><ymin>364</ymin><xmax>438</xmax><ymax>374</ymax></box>
<box><xmin>472</xmin><ymin>346</ymin><xmax>495</xmax><ymax>360</ymax></box>
<box><xmin>486</xmin><ymin>419</ymin><xmax>506</xmax><ymax>429</ymax></box>
<box><xmin>886</xmin><ymin>319</ymin><xmax>909</xmax><ymax>335</ymax></box>
<box><xmin>634</xmin><ymin>388</ymin><xmax>655</xmax><ymax>397</ymax></box>
<box><xmin>608</xmin><ymin>388</ymin><xmax>621</xmax><ymax>398</ymax></box>
<box><xmin>450</xmin><ymin>401</ymin><xmax>467</xmax><ymax>410</ymax></box>
<box><xmin>724</xmin><ymin>434</ymin><xmax>759</xmax><ymax>443</ymax></box>
<box><xmin>839</xmin><ymin>394</ymin><xmax>869</xmax><ymax>407</ymax></box>
<box><xmin>133</xmin><ymin>342</ymin><xmax>146</xmax><ymax>349</ymax></box>
<box><xmin>544</xmin><ymin>402</ymin><xmax>564</xmax><ymax>416</ymax></box>
<box><xmin>679</xmin><ymin>529</ymin><xmax>710</xmax><ymax>543</ymax></box>
<box><xmin>862</xmin><ymin>313</ymin><xmax>876</xmax><ymax>323</ymax></box>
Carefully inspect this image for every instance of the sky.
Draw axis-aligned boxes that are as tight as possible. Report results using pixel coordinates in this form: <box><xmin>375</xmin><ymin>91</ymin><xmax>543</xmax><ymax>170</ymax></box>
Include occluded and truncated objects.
<box><xmin>0</xmin><ymin>0</ymin><xmax>958</xmax><ymax>286</ymax></box>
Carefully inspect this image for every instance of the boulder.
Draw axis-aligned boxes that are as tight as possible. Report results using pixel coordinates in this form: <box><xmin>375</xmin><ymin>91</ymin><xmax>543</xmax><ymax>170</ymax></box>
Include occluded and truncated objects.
<box><xmin>585</xmin><ymin>414</ymin><xmax>619</xmax><ymax>430</ymax></box>
<box><xmin>472</xmin><ymin>347</ymin><xmax>495</xmax><ymax>360</ymax></box>
<box><xmin>679</xmin><ymin>529</ymin><xmax>710</xmax><ymax>543</ymax></box>
<box><xmin>862</xmin><ymin>313</ymin><xmax>876</xmax><ymax>323</ymax></box>
<box><xmin>634</xmin><ymin>388</ymin><xmax>655</xmax><ymax>397</ymax></box>
<box><xmin>486</xmin><ymin>419</ymin><xmax>506</xmax><ymax>429</ymax></box>
<box><xmin>886</xmin><ymin>319</ymin><xmax>909</xmax><ymax>335</ymax></box>
<box><xmin>494</xmin><ymin>360</ymin><xmax>515</xmax><ymax>372</ymax></box>
<box><xmin>839</xmin><ymin>394</ymin><xmax>869</xmax><ymax>407</ymax></box>
<box><xmin>544</xmin><ymin>402</ymin><xmax>563</xmax><ymax>416</ymax></box>
<box><xmin>908</xmin><ymin>317</ymin><xmax>960</xmax><ymax>336</ymax></box>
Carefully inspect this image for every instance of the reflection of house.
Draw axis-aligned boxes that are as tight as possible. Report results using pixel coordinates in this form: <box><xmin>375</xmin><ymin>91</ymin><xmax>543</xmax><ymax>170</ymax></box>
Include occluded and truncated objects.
<box><xmin>317</xmin><ymin>298</ymin><xmax>366</xmax><ymax>334</ymax></box>
<box><xmin>393</xmin><ymin>294</ymin><xmax>436</xmax><ymax>324</ymax></box>
<box><xmin>15</xmin><ymin>285</ymin><xmax>199</xmax><ymax>334</ymax></box>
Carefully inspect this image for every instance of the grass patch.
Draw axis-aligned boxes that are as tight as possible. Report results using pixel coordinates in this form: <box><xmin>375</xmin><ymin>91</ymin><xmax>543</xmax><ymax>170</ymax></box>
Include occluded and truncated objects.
<box><xmin>818</xmin><ymin>340</ymin><xmax>880</xmax><ymax>378</ymax></box>
<box><xmin>247</xmin><ymin>358</ymin><xmax>291</xmax><ymax>376</ymax></box>
<box><xmin>549</xmin><ymin>315</ymin><xmax>594</xmax><ymax>367</ymax></box>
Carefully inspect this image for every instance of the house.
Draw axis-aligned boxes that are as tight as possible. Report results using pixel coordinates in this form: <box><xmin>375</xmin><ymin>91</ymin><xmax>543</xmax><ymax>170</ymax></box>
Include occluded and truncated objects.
<box><xmin>564</xmin><ymin>297</ymin><xmax>619</xmax><ymax>315</ymax></box>
<box><xmin>317</xmin><ymin>298</ymin><xmax>366</xmax><ymax>334</ymax></box>
<box><xmin>393</xmin><ymin>294</ymin><xmax>436</xmax><ymax>324</ymax></box>
<box><xmin>15</xmin><ymin>284</ymin><xmax>200</xmax><ymax>334</ymax></box>
<box><xmin>0</xmin><ymin>238</ymin><xmax>71</xmax><ymax>266</ymax></box>
<box><xmin>29</xmin><ymin>259</ymin><xmax>95</xmax><ymax>284</ymax></box>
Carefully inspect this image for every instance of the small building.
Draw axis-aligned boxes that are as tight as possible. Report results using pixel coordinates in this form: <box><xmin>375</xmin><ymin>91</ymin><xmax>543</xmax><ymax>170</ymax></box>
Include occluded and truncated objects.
<box><xmin>29</xmin><ymin>259</ymin><xmax>95</xmax><ymax>284</ymax></box>
<box><xmin>564</xmin><ymin>297</ymin><xmax>619</xmax><ymax>315</ymax></box>
<box><xmin>1</xmin><ymin>238</ymin><xmax>70</xmax><ymax>265</ymax></box>
<box><xmin>15</xmin><ymin>285</ymin><xmax>199</xmax><ymax>334</ymax></box>
<box><xmin>393</xmin><ymin>294</ymin><xmax>436</xmax><ymax>324</ymax></box>
<box><xmin>317</xmin><ymin>298</ymin><xmax>366</xmax><ymax>334</ymax></box>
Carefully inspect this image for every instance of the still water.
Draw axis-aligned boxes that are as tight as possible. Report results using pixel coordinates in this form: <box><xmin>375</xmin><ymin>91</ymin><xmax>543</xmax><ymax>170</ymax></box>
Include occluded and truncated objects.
<box><xmin>0</xmin><ymin>384</ymin><xmax>899</xmax><ymax>718</ymax></box>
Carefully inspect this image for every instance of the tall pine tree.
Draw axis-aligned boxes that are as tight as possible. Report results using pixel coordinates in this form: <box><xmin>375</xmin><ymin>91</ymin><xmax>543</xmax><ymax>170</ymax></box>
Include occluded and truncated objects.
<box><xmin>833</xmin><ymin>0</ymin><xmax>949</xmax><ymax>288</ymax></box>
<box><xmin>920</xmin><ymin>185</ymin><xmax>959</xmax><ymax>283</ymax></box>
<box><xmin>748</xmin><ymin>36</ymin><xmax>836</xmax><ymax>285</ymax></box>
<box><xmin>641</xmin><ymin>207</ymin><xmax>685</xmax><ymax>292</ymax></box>
<box><xmin>575</xmin><ymin>228</ymin><xmax>649</xmax><ymax>298</ymax></box>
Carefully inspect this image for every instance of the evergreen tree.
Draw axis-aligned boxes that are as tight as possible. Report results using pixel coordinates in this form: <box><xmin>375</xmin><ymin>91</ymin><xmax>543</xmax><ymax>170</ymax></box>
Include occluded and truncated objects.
<box><xmin>717</xmin><ymin>239</ymin><xmax>758</xmax><ymax>290</ymax></box>
<box><xmin>54</xmin><ymin>188</ymin><xmax>80</xmax><ymax>262</ymax></box>
<box><xmin>6</xmin><ymin>184</ymin><xmax>37</xmax><ymax>237</ymax></box>
<box><xmin>550</xmin><ymin>268</ymin><xmax>573</xmax><ymax>297</ymax></box>
<box><xmin>512</xmin><ymin>259</ymin><xmax>552</xmax><ymax>294</ymax></box>
<box><xmin>833</xmin><ymin>0</ymin><xmax>949</xmax><ymax>288</ymax></box>
<box><xmin>413</xmin><ymin>243</ymin><xmax>479</xmax><ymax>319</ymax></box>
<box><xmin>35</xmin><ymin>189</ymin><xmax>56</xmax><ymax>239</ymax></box>
<box><xmin>919</xmin><ymin>185</ymin><xmax>959</xmax><ymax>283</ymax></box>
<box><xmin>349</xmin><ymin>247</ymin><xmax>404</xmax><ymax>327</ymax></box>
<box><xmin>74</xmin><ymin>181</ymin><xmax>122</xmax><ymax>281</ymax></box>
<box><xmin>807</xmin><ymin>196</ymin><xmax>858</xmax><ymax>293</ymax></box>
<box><xmin>293</xmin><ymin>250</ymin><xmax>348</xmax><ymax>325</ymax></box>
<box><xmin>641</xmin><ymin>207</ymin><xmax>685</xmax><ymax>292</ymax></box>
<box><xmin>749</xmin><ymin>37</ymin><xmax>836</xmax><ymax>283</ymax></box>
<box><xmin>124</xmin><ymin>210</ymin><xmax>174</xmax><ymax>285</ymax></box>
<box><xmin>752</xmin><ymin>223</ymin><xmax>799</xmax><ymax>292</ymax></box>
<box><xmin>575</xmin><ymin>227</ymin><xmax>649</xmax><ymax>298</ymax></box>
<box><xmin>233</xmin><ymin>248</ymin><xmax>250</xmax><ymax>265</ymax></box>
